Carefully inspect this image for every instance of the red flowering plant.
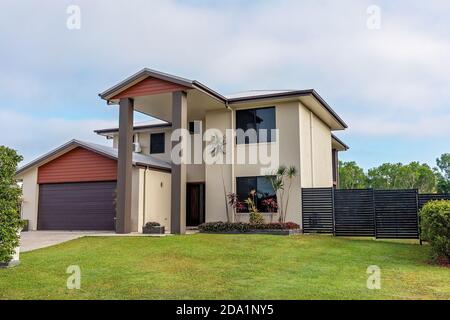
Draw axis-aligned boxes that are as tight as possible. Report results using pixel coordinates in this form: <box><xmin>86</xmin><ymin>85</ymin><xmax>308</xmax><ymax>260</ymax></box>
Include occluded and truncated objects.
<box><xmin>262</xmin><ymin>198</ymin><xmax>278</xmax><ymax>223</ymax></box>
<box><xmin>227</xmin><ymin>192</ymin><xmax>247</xmax><ymax>222</ymax></box>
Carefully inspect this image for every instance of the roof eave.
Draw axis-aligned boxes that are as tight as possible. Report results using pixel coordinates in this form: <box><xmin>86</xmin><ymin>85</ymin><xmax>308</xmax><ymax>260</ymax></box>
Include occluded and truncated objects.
<box><xmin>98</xmin><ymin>68</ymin><xmax>195</xmax><ymax>101</ymax></box>
<box><xmin>331</xmin><ymin>134</ymin><xmax>350</xmax><ymax>151</ymax></box>
<box><xmin>94</xmin><ymin>123</ymin><xmax>173</xmax><ymax>135</ymax></box>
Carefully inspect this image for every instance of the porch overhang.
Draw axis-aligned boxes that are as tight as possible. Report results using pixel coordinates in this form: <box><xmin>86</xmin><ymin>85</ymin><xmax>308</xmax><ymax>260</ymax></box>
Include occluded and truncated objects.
<box><xmin>99</xmin><ymin>68</ymin><xmax>227</xmax><ymax>122</ymax></box>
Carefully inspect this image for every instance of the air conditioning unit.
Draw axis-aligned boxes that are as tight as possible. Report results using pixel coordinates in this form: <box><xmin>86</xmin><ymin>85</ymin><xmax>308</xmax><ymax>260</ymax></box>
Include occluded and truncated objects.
<box><xmin>133</xmin><ymin>142</ymin><xmax>142</xmax><ymax>153</ymax></box>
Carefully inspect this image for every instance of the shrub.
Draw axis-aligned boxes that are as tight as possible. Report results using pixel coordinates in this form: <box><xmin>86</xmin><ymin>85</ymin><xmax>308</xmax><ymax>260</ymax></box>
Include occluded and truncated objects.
<box><xmin>198</xmin><ymin>222</ymin><xmax>300</xmax><ymax>233</ymax></box>
<box><xmin>0</xmin><ymin>146</ymin><xmax>23</xmax><ymax>264</ymax></box>
<box><xmin>419</xmin><ymin>200</ymin><xmax>450</xmax><ymax>262</ymax></box>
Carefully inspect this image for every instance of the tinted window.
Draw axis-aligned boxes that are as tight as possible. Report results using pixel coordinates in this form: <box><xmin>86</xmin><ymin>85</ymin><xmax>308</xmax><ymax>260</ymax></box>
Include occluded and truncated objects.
<box><xmin>150</xmin><ymin>133</ymin><xmax>165</xmax><ymax>154</ymax></box>
<box><xmin>236</xmin><ymin>176</ymin><xmax>276</xmax><ymax>212</ymax></box>
<box><xmin>236</xmin><ymin>107</ymin><xmax>275</xmax><ymax>144</ymax></box>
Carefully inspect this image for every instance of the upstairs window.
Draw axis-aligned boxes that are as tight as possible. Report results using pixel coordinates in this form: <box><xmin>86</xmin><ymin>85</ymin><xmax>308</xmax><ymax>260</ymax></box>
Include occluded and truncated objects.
<box><xmin>150</xmin><ymin>133</ymin><xmax>165</xmax><ymax>154</ymax></box>
<box><xmin>236</xmin><ymin>107</ymin><xmax>276</xmax><ymax>144</ymax></box>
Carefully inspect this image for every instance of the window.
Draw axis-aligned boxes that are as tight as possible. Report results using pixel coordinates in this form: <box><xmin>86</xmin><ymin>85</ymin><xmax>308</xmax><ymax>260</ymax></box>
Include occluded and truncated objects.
<box><xmin>236</xmin><ymin>176</ymin><xmax>276</xmax><ymax>212</ymax></box>
<box><xmin>150</xmin><ymin>133</ymin><xmax>165</xmax><ymax>154</ymax></box>
<box><xmin>236</xmin><ymin>107</ymin><xmax>276</xmax><ymax>144</ymax></box>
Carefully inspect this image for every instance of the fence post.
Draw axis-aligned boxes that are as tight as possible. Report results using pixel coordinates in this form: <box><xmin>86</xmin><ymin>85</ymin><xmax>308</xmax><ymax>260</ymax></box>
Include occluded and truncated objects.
<box><xmin>416</xmin><ymin>189</ymin><xmax>422</xmax><ymax>245</ymax></box>
<box><xmin>332</xmin><ymin>188</ymin><xmax>336</xmax><ymax>236</ymax></box>
<box><xmin>372</xmin><ymin>189</ymin><xmax>377</xmax><ymax>239</ymax></box>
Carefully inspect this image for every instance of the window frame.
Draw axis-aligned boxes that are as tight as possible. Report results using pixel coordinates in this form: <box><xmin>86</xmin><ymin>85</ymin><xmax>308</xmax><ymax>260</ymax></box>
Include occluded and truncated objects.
<box><xmin>236</xmin><ymin>176</ymin><xmax>277</xmax><ymax>213</ymax></box>
<box><xmin>150</xmin><ymin>132</ymin><xmax>165</xmax><ymax>154</ymax></box>
<box><xmin>235</xmin><ymin>106</ymin><xmax>276</xmax><ymax>144</ymax></box>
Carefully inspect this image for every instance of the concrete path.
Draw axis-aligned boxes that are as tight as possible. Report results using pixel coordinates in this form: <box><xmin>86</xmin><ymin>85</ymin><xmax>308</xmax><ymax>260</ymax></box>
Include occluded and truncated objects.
<box><xmin>20</xmin><ymin>231</ymin><xmax>172</xmax><ymax>252</ymax></box>
<box><xmin>20</xmin><ymin>231</ymin><xmax>113</xmax><ymax>252</ymax></box>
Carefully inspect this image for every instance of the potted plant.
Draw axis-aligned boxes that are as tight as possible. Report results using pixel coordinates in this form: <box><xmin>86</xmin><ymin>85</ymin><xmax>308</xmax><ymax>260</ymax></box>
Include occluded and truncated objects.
<box><xmin>142</xmin><ymin>222</ymin><xmax>165</xmax><ymax>234</ymax></box>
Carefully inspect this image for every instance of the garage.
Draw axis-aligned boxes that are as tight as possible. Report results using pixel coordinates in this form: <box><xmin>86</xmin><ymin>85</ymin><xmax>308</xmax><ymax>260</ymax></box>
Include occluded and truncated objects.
<box><xmin>34</xmin><ymin>142</ymin><xmax>118</xmax><ymax>231</ymax></box>
<box><xmin>16</xmin><ymin>139</ymin><xmax>172</xmax><ymax>232</ymax></box>
<box><xmin>38</xmin><ymin>181</ymin><xmax>116</xmax><ymax>230</ymax></box>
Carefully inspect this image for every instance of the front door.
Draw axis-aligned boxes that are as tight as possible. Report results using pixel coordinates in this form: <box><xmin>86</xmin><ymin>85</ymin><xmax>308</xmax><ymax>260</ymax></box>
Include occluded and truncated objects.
<box><xmin>186</xmin><ymin>183</ymin><xmax>205</xmax><ymax>227</ymax></box>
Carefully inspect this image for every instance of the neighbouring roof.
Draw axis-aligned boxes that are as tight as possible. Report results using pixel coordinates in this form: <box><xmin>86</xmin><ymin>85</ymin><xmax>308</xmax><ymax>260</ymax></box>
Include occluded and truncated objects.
<box><xmin>16</xmin><ymin>139</ymin><xmax>171</xmax><ymax>176</ymax></box>
<box><xmin>95</xmin><ymin>119</ymin><xmax>172</xmax><ymax>135</ymax></box>
<box><xmin>98</xmin><ymin>68</ymin><xmax>348</xmax><ymax>130</ymax></box>
<box><xmin>332</xmin><ymin>134</ymin><xmax>349</xmax><ymax>151</ymax></box>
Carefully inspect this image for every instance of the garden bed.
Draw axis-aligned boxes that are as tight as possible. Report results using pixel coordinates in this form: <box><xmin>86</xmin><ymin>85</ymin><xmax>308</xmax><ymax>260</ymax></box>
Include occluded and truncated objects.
<box><xmin>198</xmin><ymin>222</ymin><xmax>302</xmax><ymax>235</ymax></box>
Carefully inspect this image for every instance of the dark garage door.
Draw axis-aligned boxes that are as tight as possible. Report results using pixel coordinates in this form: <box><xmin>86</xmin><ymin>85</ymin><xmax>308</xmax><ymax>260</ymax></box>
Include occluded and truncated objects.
<box><xmin>38</xmin><ymin>181</ymin><xmax>116</xmax><ymax>230</ymax></box>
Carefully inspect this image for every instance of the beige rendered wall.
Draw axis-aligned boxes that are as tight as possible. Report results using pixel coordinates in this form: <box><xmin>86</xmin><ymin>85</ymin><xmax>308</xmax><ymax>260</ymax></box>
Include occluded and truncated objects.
<box><xmin>204</xmin><ymin>109</ymin><xmax>232</xmax><ymax>222</ymax></box>
<box><xmin>17</xmin><ymin>168</ymin><xmax>39</xmax><ymax>230</ymax></box>
<box><xmin>233</xmin><ymin>102</ymin><xmax>302</xmax><ymax>224</ymax></box>
<box><xmin>299</xmin><ymin>104</ymin><xmax>333</xmax><ymax>188</ymax></box>
<box><xmin>131</xmin><ymin>167</ymin><xmax>144</xmax><ymax>232</ymax></box>
<box><xmin>142</xmin><ymin>169</ymin><xmax>172</xmax><ymax>232</ymax></box>
<box><xmin>311</xmin><ymin>113</ymin><xmax>333</xmax><ymax>187</ymax></box>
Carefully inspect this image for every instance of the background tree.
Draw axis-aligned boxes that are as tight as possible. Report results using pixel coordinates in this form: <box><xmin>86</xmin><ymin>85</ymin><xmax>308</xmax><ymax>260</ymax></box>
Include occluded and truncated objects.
<box><xmin>435</xmin><ymin>153</ymin><xmax>450</xmax><ymax>193</ymax></box>
<box><xmin>338</xmin><ymin>161</ymin><xmax>367</xmax><ymax>189</ymax></box>
<box><xmin>0</xmin><ymin>146</ymin><xmax>23</xmax><ymax>264</ymax></box>
<box><xmin>367</xmin><ymin>162</ymin><xmax>435</xmax><ymax>192</ymax></box>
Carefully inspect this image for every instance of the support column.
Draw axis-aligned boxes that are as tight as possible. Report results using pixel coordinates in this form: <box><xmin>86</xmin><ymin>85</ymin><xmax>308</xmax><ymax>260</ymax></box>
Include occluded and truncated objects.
<box><xmin>171</xmin><ymin>91</ymin><xmax>187</xmax><ymax>234</ymax></box>
<box><xmin>116</xmin><ymin>98</ymin><xmax>134</xmax><ymax>234</ymax></box>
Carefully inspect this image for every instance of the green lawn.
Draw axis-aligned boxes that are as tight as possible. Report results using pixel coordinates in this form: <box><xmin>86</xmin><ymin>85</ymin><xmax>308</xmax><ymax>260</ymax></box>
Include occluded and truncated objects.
<box><xmin>0</xmin><ymin>234</ymin><xmax>448</xmax><ymax>300</ymax></box>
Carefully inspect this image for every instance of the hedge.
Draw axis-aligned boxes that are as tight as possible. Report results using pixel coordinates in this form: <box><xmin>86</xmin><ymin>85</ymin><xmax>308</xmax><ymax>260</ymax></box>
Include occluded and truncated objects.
<box><xmin>0</xmin><ymin>146</ymin><xmax>23</xmax><ymax>264</ymax></box>
<box><xmin>419</xmin><ymin>200</ymin><xmax>450</xmax><ymax>263</ymax></box>
<box><xmin>199</xmin><ymin>222</ymin><xmax>300</xmax><ymax>233</ymax></box>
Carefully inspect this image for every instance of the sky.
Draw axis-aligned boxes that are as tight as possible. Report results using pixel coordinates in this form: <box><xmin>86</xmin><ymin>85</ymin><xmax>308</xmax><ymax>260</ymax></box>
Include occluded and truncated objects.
<box><xmin>0</xmin><ymin>0</ymin><xmax>449</xmax><ymax>170</ymax></box>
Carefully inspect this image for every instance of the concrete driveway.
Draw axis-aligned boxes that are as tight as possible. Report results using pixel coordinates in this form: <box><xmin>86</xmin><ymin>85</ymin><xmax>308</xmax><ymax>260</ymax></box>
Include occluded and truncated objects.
<box><xmin>20</xmin><ymin>231</ymin><xmax>113</xmax><ymax>252</ymax></box>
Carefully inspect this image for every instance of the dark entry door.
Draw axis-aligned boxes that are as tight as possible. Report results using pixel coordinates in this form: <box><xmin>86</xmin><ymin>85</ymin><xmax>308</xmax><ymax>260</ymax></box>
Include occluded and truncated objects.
<box><xmin>186</xmin><ymin>183</ymin><xmax>205</xmax><ymax>227</ymax></box>
<box><xmin>38</xmin><ymin>181</ymin><xmax>116</xmax><ymax>230</ymax></box>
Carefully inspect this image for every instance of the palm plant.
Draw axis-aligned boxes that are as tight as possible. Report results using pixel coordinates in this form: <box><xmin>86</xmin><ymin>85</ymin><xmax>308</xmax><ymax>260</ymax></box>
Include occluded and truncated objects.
<box><xmin>266</xmin><ymin>165</ymin><xmax>298</xmax><ymax>222</ymax></box>
<box><xmin>207</xmin><ymin>133</ymin><xmax>231</xmax><ymax>222</ymax></box>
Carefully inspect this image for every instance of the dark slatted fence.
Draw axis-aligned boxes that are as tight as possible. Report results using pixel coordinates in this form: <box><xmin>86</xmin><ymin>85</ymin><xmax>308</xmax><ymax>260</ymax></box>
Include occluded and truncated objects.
<box><xmin>374</xmin><ymin>190</ymin><xmax>419</xmax><ymax>239</ymax></box>
<box><xmin>334</xmin><ymin>189</ymin><xmax>375</xmax><ymax>237</ymax></box>
<box><xmin>418</xmin><ymin>194</ymin><xmax>450</xmax><ymax>209</ymax></box>
<box><xmin>301</xmin><ymin>188</ymin><xmax>333</xmax><ymax>233</ymax></box>
<box><xmin>301</xmin><ymin>188</ymin><xmax>450</xmax><ymax>239</ymax></box>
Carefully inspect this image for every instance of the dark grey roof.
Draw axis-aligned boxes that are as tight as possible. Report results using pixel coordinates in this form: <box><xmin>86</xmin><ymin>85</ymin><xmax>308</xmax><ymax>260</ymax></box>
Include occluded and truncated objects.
<box><xmin>16</xmin><ymin>139</ymin><xmax>171</xmax><ymax>175</ymax></box>
<box><xmin>98</xmin><ymin>68</ymin><xmax>347</xmax><ymax>129</ymax></box>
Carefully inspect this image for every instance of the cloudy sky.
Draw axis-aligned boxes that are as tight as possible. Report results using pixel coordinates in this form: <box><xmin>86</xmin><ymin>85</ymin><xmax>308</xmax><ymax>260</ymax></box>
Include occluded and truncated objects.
<box><xmin>0</xmin><ymin>0</ymin><xmax>449</xmax><ymax>169</ymax></box>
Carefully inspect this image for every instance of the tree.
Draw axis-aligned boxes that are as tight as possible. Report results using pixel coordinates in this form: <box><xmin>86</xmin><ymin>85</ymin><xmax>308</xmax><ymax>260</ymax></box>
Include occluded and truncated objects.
<box><xmin>435</xmin><ymin>153</ymin><xmax>450</xmax><ymax>193</ymax></box>
<box><xmin>367</xmin><ymin>162</ymin><xmax>436</xmax><ymax>193</ymax></box>
<box><xmin>0</xmin><ymin>146</ymin><xmax>23</xmax><ymax>264</ymax></box>
<box><xmin>339</xmin><ymin>161</ymin><xmax>367</xmax><ymax>189</ymax></box>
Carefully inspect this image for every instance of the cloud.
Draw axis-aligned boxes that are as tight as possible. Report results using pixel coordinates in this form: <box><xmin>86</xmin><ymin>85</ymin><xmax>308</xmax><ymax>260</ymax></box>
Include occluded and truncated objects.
<box><xmin>0</xmin><ymin>110</ymin><xmax>116</xmax><ymax>164</ymax></box>
<box><xmin>345</xmin><ymin>114</ymin><xmax>450</xmax><ymax>138</ymax></box>
<box><xmin>0</xmin><ymin>0</ymin><xmax>449</xmax><ymax>167</ymax></box>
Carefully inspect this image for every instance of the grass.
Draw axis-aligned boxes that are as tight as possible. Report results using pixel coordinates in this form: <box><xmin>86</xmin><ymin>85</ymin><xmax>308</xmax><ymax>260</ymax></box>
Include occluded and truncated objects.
<box><xmin>0</xmin><ymin>234</ymin><xmax>449</xmax><ymax>300</ymax></box>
